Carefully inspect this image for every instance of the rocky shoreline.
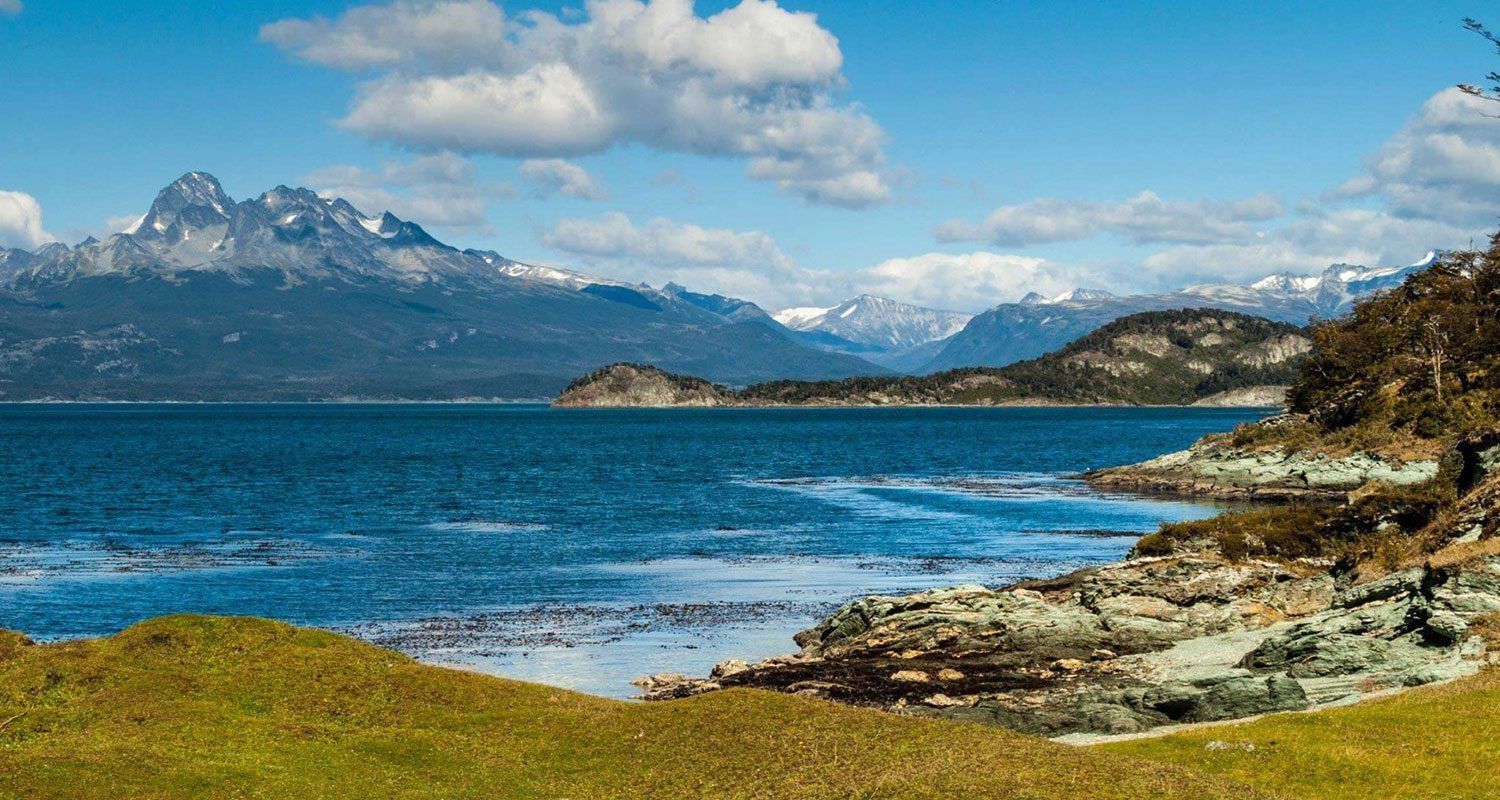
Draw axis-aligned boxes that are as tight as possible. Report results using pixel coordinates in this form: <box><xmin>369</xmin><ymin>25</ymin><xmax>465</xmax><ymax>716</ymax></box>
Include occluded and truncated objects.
<box><xmin>636</xmin><ymin>421</ymin><xmax>1500</xmax><ymax>739</ymax></box>
<box><xmin>637</xmin><ymin>552</ymin><xmax>1499</xmax><ymax>737</ymax></box>
<box><xmin>1084</xmin><ymin>420</ymin><xmax>1439</xmax><ymax>501</ymax></box>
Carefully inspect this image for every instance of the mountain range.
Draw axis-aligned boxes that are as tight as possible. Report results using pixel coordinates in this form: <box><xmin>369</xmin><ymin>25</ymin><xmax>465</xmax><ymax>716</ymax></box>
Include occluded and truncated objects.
<box><xmin>0</xmin><ymin>173</ymin><xmax>878</xmax><ymax>400</ymax></box>
<box><xmin>0</xmin><ymin>172</ymin><xmax>1439</xmax><ymax>399</ymax></box>
<box><xmin>555</xmin><ymin>309</ymin><xmax>1311</xmax><ymax>408</ymax></box>
<box><xmin>772</xmin><ymin>295</ymin><xmax>972</xmax><ymax>370</ymax></box>
<box><xmin>916</xmin><ymin>254</ymin><xmax>1437</xmax><ymax>372</ymax></box>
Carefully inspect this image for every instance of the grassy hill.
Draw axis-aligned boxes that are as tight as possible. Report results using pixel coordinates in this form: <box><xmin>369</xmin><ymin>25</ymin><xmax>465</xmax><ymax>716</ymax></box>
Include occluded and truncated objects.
<box><xmin>0</xmin><ymin>616</ymin><xmax>1260</xmax><ymax>800</ymax></box>
<box><xmin>554</xmin><ymin>309</ymin><xmax>1309</xmax><ymax>407</ymax></box>
<box><xmin>1</xmin><ymin>616</ymin><xmax>1496</xmax><ymax>799</ymax></box>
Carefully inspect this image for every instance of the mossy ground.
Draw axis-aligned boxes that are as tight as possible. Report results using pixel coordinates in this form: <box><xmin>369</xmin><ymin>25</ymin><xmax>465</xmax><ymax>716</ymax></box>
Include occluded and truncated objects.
<box><xmin>0</xmin><ymin>615</ymin><xmax>1260</xmax><ymax>800</ymax></box>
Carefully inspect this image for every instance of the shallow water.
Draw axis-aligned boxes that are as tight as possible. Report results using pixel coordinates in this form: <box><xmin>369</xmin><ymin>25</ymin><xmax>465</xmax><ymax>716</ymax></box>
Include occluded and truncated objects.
<box><xmin>0</xmin><ymin>404</ymin><xmax>1267</xmax><ymax>696</ymax></box>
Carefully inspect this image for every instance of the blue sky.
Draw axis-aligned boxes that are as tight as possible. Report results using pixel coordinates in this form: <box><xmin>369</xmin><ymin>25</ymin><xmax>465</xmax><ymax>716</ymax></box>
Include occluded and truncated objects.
<box><xmin>2</xmin><ymin>0</ymin><xmax>1498</xmax><ymax>311</ymax></box>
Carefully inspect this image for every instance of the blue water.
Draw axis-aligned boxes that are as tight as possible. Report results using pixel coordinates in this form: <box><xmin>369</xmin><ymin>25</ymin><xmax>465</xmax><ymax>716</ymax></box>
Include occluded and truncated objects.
<box><xmin>0</xmin><ymin>404</ymin><xmax>1267</xmax><ymax>696</ymax></box>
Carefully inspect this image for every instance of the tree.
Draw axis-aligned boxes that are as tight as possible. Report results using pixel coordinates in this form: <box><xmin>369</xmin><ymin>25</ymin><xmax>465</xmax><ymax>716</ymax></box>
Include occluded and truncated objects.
<box><xmin>1460</xmin><ymin>18</ymin><xmax>1500</xmax><ymax>105</ymax></box>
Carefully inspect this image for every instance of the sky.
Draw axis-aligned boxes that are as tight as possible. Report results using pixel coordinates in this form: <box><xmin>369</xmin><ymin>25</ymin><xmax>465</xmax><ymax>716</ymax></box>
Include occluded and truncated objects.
<box><xmin>2</xmin><ymin>0</ymin><xmax>1500</xmax><ymax>312</ymax></box>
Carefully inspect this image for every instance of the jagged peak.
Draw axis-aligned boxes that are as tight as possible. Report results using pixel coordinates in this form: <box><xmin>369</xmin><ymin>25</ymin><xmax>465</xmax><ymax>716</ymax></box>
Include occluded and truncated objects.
<box><xmin>156</xmin><ymin>172</ymin><xmax>233</xmax><ymax>214</ymax></box>
<box><xmin>256</xmin><ymin>185</ymin><xmax>323</xmax><ymax>210</ymax></box>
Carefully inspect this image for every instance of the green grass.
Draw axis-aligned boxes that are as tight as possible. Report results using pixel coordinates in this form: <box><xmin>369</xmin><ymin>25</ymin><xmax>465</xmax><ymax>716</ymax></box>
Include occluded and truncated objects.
<box><xmin>4</xmin><ymin>616</ymin><xmax>1498</xmax><ymax>798</ymax></box>
<box><xmin>1108</xmin><ymin>668</ymin><xmax>1500</xmax><ymax>800</ymax></box>
<box><xmin>0</xmin><ymin>616</ymin><xmax>1264</xmax><ymax>800</ymax></box>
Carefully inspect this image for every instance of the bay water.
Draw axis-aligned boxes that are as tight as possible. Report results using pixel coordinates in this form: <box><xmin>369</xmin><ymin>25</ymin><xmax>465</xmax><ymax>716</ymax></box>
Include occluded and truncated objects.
<box><xmin>0</xmin><ymin>404</ymin><xmax>1265</xmax><ymax>696</ymax></box>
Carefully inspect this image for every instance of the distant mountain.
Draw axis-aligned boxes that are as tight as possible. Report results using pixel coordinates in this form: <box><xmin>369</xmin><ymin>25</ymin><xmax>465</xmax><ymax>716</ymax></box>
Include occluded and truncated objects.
<box><xmin>0</xmin><ymin>173</ymin><xmax>882</xmax><ymax>400</ymax></box>
<box><xmin>922</xmin><ymin>254</ymin><xmax>1437</xmax><ymax>372</ymax></box>
<box><xmin>772</xmin><ymin>295</ymin><xmax>972</xmax><ymax>370</ymax></box>
<box><xmin>555</xmin><ymin>309</ymin><xmax>1309</xmax><ymax>408</ymax></box>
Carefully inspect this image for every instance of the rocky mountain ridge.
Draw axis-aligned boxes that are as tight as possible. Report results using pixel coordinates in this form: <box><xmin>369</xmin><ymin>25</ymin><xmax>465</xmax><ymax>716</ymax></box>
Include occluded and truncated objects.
<box><xmin>773</xmin><ymin>295</ymin><xmax>973</xmax><ymax>370</ymax></box>
<box><xmin>0</xmin><ymin>173</ymin><xmax>881</xmax><ymax>400</ymax></box>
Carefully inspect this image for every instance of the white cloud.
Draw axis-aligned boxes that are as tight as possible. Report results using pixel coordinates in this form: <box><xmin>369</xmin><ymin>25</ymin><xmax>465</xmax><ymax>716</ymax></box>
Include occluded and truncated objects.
<box><xmin>260</xmin><ymin>0</ymin><xmax>507</xmax><ymax>71</ymax></box>
<box><xmin>0</xmin><ymin>0</ymin><xmax>21</xmax><ymax>17</ymax></box>
<box><xmin>543</xmin><ymin>211</ymin><xmax>797</xmax><ymax>271</ymax></box>
<box><xmin>1131</xmin><ymin>87</ymin><xmax>1500</xmax><ymax>286</ymax></box>
<box><xmin>519</xmin><ymin>159</ymin><xmax>609</xmax><ymax>201</ymax></box>
<box><xmin>263</xmin><ymin>0</ymin><xmax>892</xmax><ymax>208</ymax></box>
<box><xmin>1140</xmin><ymin>209</ymin><xmax>1473</xmax><ymax>286</ymax></box>
<box><xmin>540</xmin><ymin>212</ymin><xmax>1089</xmax><ymax>311</ymax></box>
<box><xmin>1334</xmin><ymin>87</ymin><xmax>1500</xmax><ymax>225</ymax></box>
<box><xmin>303</xmin><ymin>153</ymin><xmax>503</xmax><ymax>233</ymax></box>
<box><xmin>929</xmin><ymin>87</ymin><xmax>1500</xmax><ymax>292</ymax></box>
<box><xmin>852</xmin><ymin>252</ymin><xmax>1078</xmax><ymax>311</ymax></box>
<box><xmin>0</xmin><ymin>191</ymin><xmax>54</xmax><ymax>249</ymax></box>
<box><xmin>935</xmin><ymin>190</ymin><xmax>1285</xmax><ymax>247</ymax></box>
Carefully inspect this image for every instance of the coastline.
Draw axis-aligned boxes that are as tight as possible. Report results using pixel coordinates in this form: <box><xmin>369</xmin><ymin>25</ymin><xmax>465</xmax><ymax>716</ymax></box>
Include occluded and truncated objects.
<box><xmin>633</xmin><ymin>419</ymin><xmax>1500</xmax><ymax>739</ymax></box>
<box><xmin>0</xmin><ymin>398</ymin><xmax>1284</xmax><ymax>408</ymax></box>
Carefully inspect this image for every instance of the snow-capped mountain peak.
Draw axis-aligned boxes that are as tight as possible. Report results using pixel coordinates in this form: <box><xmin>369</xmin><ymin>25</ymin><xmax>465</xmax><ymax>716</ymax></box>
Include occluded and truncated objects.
<box><xmin>923</xmin><ymin>252</ymin><xmax>1443</xmax><ymax>373</ymax></box>
<box><xmin>772</xmin><ymin>294</ymin><xmax>973</xmax><ymax>354</ymax></box>
<box><xmin>1052</xmin><ymin>288</ymin><xmax>1116</xmax><ymax>303</ymax></box>
<box><xmin>1250</xmin><ymin>273</ymin><xmax>1323</xmax><ymax>292</ymax></box>
<box><xmin>773</xmin><ymin>306</ymin><xmax>833</xmax><ymax>327</ymax></box>
<box><xmin>0</xmin><ymin>172</ymin><xmax>515</xmax><ymax>287</ymax></box>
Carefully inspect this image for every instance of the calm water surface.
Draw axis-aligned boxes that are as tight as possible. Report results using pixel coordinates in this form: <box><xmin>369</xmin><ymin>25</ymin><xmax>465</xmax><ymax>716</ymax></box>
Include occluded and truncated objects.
<box><xmin>0</xmin><ymin>404</ymin><xmax>1267</xmax><ymax>696</ymax></box>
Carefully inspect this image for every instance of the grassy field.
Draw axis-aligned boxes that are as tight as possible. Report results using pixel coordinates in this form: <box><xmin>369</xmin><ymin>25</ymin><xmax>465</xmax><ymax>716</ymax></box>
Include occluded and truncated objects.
<box><xmin>1105</xmin><ymin>667</ymin><xmax>1500</xmax><ymax>800</ymax></box>
<box><xmin>0</xmin><ymin>615</ymin><xmax>1262</xmax><ymax>800</ymax></box>
<box><xmin>1</xmin><ymin>615</ymin><xmax>1495</xmax><ymax>799</ymax></box>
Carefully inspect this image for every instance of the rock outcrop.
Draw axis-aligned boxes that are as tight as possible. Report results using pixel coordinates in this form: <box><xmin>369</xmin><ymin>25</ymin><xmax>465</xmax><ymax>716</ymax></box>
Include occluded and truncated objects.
<box><xmin>637</xmin><ymin>553</ymin><xmax>1500</xmax><ymax>738</ymax></box>
<box><xmin>1190</xmin><ymin>385</ymin><xmax>1289</xmax><ymax>408</ymax></box>
<box><xmin>1085</xmin><ymin>419</ymin><xmax>1439</xmax><ymax>500</ymax></box>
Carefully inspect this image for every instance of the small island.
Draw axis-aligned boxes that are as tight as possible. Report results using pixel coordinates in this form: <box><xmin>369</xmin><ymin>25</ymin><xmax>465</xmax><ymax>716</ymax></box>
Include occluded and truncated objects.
<box><xmin>554</xmin><ymin>309</ymin><xmax>1310</xmax><ymax>408</ymax></box>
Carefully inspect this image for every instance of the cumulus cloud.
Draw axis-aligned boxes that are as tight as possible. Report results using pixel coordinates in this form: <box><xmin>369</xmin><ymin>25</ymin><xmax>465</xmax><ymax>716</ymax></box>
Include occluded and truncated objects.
<box><xmin>540</xmin><ymin>212</ymin><xmax>1089</xmax><ymax>311</ymax></box>
<box><xmin>1140</xmin><ymin>209</ymin><xmax>1472</xmax><ymax>287</ymax></box>
<box><xmin>261</xmin><ymin>0</ymin><xmax>507</xmax><ymax>70</ymax></box>
<box><xmin>852</xmin><ymin>252</ymin><xmax>1078</xmax><ymax>311</ymax></box>
<box><xmin>519</xmin><ymin>159</ymin><xmax>609</xmax><ymax>201</ymax></box>
<box><xmin>935</xmin><ymin>190</ymin><xmax>1285</xmax><ymax>247</ymax></box>
<box><xmin>543</xmin><ymin>211</ymin><xmax>797</xmax><ymax>272</ymax></box>
<box><xmin>303</xmin><ymin>152</ymin><xmax>504</xmax><ymax>233</ymax></box>
<box><xmin>0</xmin><ymin>0</ymin><xmax>21</xmax><ymax>17</ymax></box>
<box><xmin>930</xmin><ymin>87</ymin><xmax>1500</xmax><ymax>291</ymax></box>
<box><xmin>1133</xmin><ymin>88</ymin><xmax>1500</xmax><ymax>286</ymax></box>
<box><xmin>0</xmin><ymin>191</ymin><xmax>54</xmax><ymax>249</ymax></box>
<box><xmin>263</xmin><ymin>0</ymin><xmax>892</xmax><ymax>208</ymax></box>
<box><xmin>1333</xmin><ymin>87</ymin><xmax>1500</xmax><ymax>225</ymax></box>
